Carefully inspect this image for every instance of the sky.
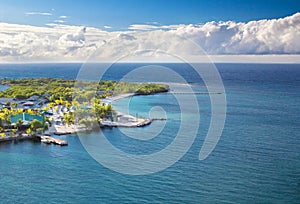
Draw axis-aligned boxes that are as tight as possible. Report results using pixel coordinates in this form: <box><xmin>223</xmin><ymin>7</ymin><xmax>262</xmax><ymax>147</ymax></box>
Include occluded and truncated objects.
<box><xmin>0</xmin><ymin>0</ymin><xmax>299</xmax><ymax>62</ymax></box>
<box><xmin>1</xmin><ymin>0</ymin><xmax>300</xmax><ymax>30</ymax></box>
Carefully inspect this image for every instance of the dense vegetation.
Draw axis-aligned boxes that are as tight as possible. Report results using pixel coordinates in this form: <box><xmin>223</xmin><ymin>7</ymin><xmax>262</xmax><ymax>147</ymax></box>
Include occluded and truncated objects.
<box><xmin>0</xmin><ymin>78</ymin><xmax>169</xmax><ymax>101</ymax></box>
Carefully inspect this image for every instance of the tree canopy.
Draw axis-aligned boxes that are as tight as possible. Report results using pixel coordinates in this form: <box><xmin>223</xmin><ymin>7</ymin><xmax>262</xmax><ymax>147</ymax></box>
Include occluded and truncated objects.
<box><xmin>0</xmin><ymin>78</ymin><xmax>169</xmax><ymax>102</ymax></box>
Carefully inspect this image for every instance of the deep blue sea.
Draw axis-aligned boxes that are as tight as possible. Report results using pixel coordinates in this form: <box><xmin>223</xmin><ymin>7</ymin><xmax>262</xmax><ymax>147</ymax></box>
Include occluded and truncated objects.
<box><xmin>0</xmin><ymin>63</ymin><xmax>299</xmax><ymax>203</ymax></box>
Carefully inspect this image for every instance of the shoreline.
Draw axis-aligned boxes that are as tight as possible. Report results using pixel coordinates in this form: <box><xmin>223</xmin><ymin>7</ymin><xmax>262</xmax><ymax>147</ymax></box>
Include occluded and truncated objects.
<box><xmin>0</xmin><ymin>134</ymin><xmax>33</xmax><ymax>143</ymax></box>
<box><xmin>109</xmin><ymin>93</ymin><xmax>136</xmax><ymax>102</ymax></box>
<box><xmin>47</xmin><ymin>93</ymin><xmax>153</xmax><ymax>135</ymax></box>
<box><xmin>0</xmin><ymin>92</ymin><xmax>156</xmax><ymax>139</ymax></box>
<box><xmin>103</xmin><ymin>93</ymin><xmax>153</xmax><ymax>128</ymax></box>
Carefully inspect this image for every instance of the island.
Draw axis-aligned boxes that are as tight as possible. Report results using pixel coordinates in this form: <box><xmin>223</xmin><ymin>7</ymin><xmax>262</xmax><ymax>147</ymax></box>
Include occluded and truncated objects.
<box><xmin>0</xmin><ymin>78</ymin><xmax>169</xmax><ymax>144</ymax></box>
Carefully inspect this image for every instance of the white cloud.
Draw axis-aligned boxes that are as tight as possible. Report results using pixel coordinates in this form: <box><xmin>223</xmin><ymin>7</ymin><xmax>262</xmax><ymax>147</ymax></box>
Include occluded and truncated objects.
<box><xmin>128</xmin><ymin>24</ymin><xmax>158</xmax><ymax>31</ymax></box>
<box><xmin>128</xmin><ymin>24</ymin><xmax>181</xmax><ymax>31</ymax></box>
<box><xmin>45</xmin><ymin>23</ymin><xmax>60</xmax><ymax>27</ymax></box>
<box><xmin>146</xmin><ymin>21</ymin><xmax>159</xmax><ymax>25</ymax></box>
<box><xmin>54</xmin><ymin>20</ymin><xmax>66</xmax><ymax>23</ymax></box>
<box><xmin>104</xmin><ymin>25</ymin><xmax>111</xmax><ymax>29</ymax></box>
<box><xmin>25</xmin><ymin>12</ymin><xmax>52</xmax><ymax>16</ymax></box>
<box><xmin>170</xmin><ymin>13</ymin><xmax>300</xmax><ymax>54</ymax></box>
<box><xmin>59</xmin><ymin>16</ymin><xmax>68</xmax><ymax>19</ymax></box>
<box><xmin>1</xmin><ymin>13</ymin><xmax>300</xmax><ymax>62</ymax></box>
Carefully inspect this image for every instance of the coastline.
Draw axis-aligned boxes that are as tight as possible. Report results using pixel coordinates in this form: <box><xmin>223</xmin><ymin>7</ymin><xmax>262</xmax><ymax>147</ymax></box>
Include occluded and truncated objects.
<box><xmin>109</xmin><ymin>93</ymin><xmax>135</xmax><ymax>101</ymax></box>
<box><xmin>0</xmin><ymin>78</ymin><xmax>169</xmax><ymax>139</ymax></box>
<box><xmin>47</xmin><ymin>93</ymin><xmax>152</xmax><ymax>135</ymax></box>
<box><xmin>0</xmin><ymin>134</ymin><xmax>33</xmax><ymax>142</ymax></box>
<box><xmin>103</xmin><ymin>93</ymin><xmax>153</xmax><ymax>128</ymax></box>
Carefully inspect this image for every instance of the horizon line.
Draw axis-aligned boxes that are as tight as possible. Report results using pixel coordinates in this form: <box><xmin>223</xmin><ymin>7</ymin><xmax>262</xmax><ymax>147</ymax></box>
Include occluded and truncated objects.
<box><xmin>1</xmin><ymin>55</ymin><xmax>300</xmax><ymax>64</ymax></box>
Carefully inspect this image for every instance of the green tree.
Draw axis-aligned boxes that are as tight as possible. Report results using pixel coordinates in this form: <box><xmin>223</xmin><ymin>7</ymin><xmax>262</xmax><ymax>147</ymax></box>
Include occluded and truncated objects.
<box><xmin>12</xmin><ymin>129</ymin><xmax>17</xmax><ymax>136</ymax></box>
<box><xmin>16</xmin><ymin>119</ymin><xmax>23</xmax><ymax>131</ymax></box>
<box><xmin>63</xmin><ymin>112</ymin><xmax>74</xmax><ymax>125</ymax></box>
<box><xmin>30</xmin><ymin>119</ymin><xmax>43</xmax><ymax>133</ymax></box>
<box><xmin>26</xmin><ymin>128</ymin><xmax>32</xmax><ymax>135</ymax></box>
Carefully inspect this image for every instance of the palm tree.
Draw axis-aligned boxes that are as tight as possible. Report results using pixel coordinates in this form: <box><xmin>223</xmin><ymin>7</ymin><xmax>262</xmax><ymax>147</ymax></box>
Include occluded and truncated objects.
<box><xmin>0</xmin><ymin>108</ymin><xmax>11</xmax><ymax>128</ymax></box>
<box><xmin>29</xmin><ymin>119</ymin><xmax>43</xmax><ymax>135</ymax></box>
<box><xmin>26</xmin><ymin>128</ymin><xmax>32</xmax><ymax>135</ymax></box>
<box><xmin>16</xmin><ymin>119</ymin><xmax>23</xmax><ymax>132</ymax></box>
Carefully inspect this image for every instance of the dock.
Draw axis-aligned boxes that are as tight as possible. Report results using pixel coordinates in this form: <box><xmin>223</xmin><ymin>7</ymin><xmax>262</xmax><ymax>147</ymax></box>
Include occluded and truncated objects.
<box><xmin>38</xmin><ymin>135</ymin><xmax>68</xmax><ymax>146</ymax></box>
<box><xmin>136</xmin><ymin>118</ymin><xmax>153</xmax><ymax>127</ymax></box>
<box><xmin>167</xmin><ymin>92</ymin><xmax>223</xmax><ymax>95</ymax></box>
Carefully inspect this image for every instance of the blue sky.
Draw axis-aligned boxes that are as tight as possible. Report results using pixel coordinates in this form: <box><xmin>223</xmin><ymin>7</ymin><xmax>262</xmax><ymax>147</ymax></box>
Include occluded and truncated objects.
<box><xmin>0</xmin><ymin>0</ymin><xmax>299</xmax><ymax>62</ymax></box>
<box><xmin>0</xmin><ymin>0</ymin><xmax>299</xmax><ymax>30</ymax></box>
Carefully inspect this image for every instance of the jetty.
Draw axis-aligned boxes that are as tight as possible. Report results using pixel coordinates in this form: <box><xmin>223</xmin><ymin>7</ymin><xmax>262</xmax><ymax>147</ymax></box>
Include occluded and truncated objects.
<box><xmin>38</xmin><ymin>135</ymin><xmax>68</xmax><ymax>146</ymax></box>
<box><xmin>136</xmin><ymin>118</ymin><xmax>152</xmax><ymax>127</ymax></box>
<box><xmin>167</xmin><ymin>91</ymin><xmax>223</xmax><ymax>95</ymax></box>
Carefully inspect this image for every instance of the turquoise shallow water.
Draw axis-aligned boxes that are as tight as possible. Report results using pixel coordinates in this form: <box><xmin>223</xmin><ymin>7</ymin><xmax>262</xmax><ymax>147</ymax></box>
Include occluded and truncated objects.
<box><xmin>0</xmin><ymin>63</ymin><xmax>299</xmax><ymax>203</ymax></box>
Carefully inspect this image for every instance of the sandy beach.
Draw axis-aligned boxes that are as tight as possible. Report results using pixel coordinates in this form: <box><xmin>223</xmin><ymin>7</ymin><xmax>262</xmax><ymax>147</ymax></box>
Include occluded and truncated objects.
<box><xmin>46</xmin><ymin>93</ymin><xmax>151</xmax><ymax>135</ymax></box>
<box><xmin>101</xmin><ymin>93</ymin><xmax>153</xmax><ymax>128</ymax></box>
<box><xmin>105</xmin><ymin>93</ymin><xmax>135</xmax><ymax>102</ymax></box>
<box><xmin>101</xmin><ymin>111</ymin><xmax>152</xmax><ymax>128</ymax></box>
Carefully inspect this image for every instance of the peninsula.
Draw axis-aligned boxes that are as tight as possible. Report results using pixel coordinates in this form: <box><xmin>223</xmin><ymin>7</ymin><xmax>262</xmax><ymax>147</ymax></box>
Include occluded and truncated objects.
<box><xmin>0</xmin><ymin>78</ymin><xmax>169</xmax><ymax>142</ymax></box>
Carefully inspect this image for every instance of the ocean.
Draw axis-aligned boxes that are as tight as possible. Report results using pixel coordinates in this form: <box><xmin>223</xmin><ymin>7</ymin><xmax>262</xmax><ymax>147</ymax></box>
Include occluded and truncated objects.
<box><xmin>0</xmin><ymin>63</ymin><xmax>299</xmax><ymax>203</ymax></box>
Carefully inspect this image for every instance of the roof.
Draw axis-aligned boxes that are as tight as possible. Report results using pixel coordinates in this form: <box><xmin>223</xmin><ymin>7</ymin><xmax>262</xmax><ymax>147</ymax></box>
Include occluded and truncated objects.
<box><xmin>0</xmin><ymin>98</ymin><xmax>14</xmax><ymax>104</ymax></box>
<box><xmin>22</xmin><ymin>101</ymin><xmax>34</xmax><ymax>106</ymax></box>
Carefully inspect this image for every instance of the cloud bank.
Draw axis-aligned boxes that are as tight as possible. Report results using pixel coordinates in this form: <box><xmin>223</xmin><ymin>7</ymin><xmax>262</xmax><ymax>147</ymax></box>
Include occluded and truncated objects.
<box><xmin>0</xmin><ymin>13</ymin><xmax>299</xmax><ymax>62</ymax></box>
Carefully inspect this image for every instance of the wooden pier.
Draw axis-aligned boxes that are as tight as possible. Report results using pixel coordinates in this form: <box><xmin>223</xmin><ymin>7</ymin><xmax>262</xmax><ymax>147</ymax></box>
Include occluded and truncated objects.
<box><xmin>39</xmin><ymin>135</ymin><xmax>68</xmax><ymax>146</ymax></box>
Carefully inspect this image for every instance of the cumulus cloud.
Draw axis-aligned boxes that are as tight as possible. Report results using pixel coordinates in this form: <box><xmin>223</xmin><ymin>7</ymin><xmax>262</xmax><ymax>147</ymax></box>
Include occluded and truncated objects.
<box><xmin>0</xmin><ymin>13</ymin><xmax>300</xmax><ymax>62</ymax></box>
<box><xmin>171</xmin><ymin>13</ymin><xmax>300</xmax><ymax>54</ymax></box>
